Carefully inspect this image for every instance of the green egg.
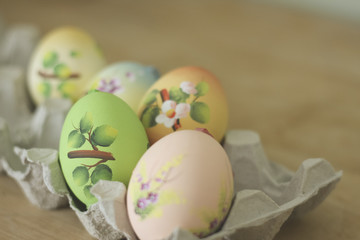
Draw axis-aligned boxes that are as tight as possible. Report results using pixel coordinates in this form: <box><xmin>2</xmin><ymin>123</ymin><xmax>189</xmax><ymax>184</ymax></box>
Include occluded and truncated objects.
<box><xmin>59</xmin><ymin>91</ymin><xmax>149</xmax><ymax>208</ymax></box>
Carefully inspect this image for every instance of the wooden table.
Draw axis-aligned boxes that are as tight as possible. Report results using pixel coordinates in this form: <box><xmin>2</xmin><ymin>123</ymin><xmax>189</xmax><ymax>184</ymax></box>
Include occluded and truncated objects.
<box><xmin>0</xmin><ymin>0</ymin><xmax>359</xmax><ymax>239</ymax></box>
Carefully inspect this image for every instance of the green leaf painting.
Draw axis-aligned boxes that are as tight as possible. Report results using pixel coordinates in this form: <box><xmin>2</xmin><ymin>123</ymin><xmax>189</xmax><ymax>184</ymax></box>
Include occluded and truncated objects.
<box><xmin>37</xmin><ymin>82</ymin><xmax>51</xmax><ymax>97</ymax></box>
<box><xmin>70</xmin><ymin>50</ymin><xmax>81</xmax><ymax>58</ymax></box>
<box><xmin>68</xmin><ymin>130</ymin><xmax>85</xmax><ymax>148</ymax></box>
<box><xmin>141</xmin><ymin>106</ymin><xmax>160</xmax><ymax>128</ymax></box>
<box><xmin>43</xmin><ymin>51</ymin><xmax>58</xmax><ymax>68</ymax></box>
<box><xmin>58</xmin><ymin>81</ymin><xmax>76</xmax><ymax>99</ymax></box>
<box><xmin>73</xmin><ymin>166</ymin><xmax>89</xmax><ymax>186</ymax></box>
<box><xmin>54</xmin><ymin>63</ymin><xmax>72</xmax><ymax>79</ymax></box>
<box><xmin>91</xmin><ymin>164</ymin><xmax>112</xmax><ymax>184</ymax></box>
<box><xmin>80</xmin><ymin>112</ymin><xmax>93</xmax><ymax>134</ymax></box>
<box><xmin>143</xmin><ymin>89</ymin><xmax>160</xmax><ymax>106</ymax></box>
<box><xmin>91</xmin><ymin>125</ymin><xmax>118</xmax><ymax>147</ymax></box>
<box><xmin>83</xmin><ymin>185</ymin><xmax>96</xmax><ymax>201</ymax></box>
<box><xmin>195</xmin><ymin>82</ymin><xmax>209</xmax><ymax>97</ymax></box>
<box><xmin>169</xmin><ymin>87</ymin><xmax>189</xmax><ymax>103</ymax></box>
<box><xmin>190</xmin><ymin>102</ymin><xmax>210</xmax><ymax>124</ymax></box>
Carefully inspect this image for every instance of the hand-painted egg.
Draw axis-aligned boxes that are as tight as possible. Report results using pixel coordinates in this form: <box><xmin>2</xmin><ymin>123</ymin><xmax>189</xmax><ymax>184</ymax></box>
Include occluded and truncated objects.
<box><xmin>59</xmin><ymin>91</ymin><xmax>149</xmax><ymax>208</ymax></box>
<box><xmin>27</xmin><ymin>26</ymin><xmax>106</xmax><ymax>105</ymax></box>
<box><xmin>127</xmin><ymin>130</ymin><xmax>234</xmax><ymax>239</ymax></box>
<box><xmin>137</xmin><ymin>66</ymin><xmax>228</xmax><ymax>144</ymax></box>
<box><xmin>87</xmin><ymin>62</ymin><xmax>160</xmax><ymax>111</ymax></box>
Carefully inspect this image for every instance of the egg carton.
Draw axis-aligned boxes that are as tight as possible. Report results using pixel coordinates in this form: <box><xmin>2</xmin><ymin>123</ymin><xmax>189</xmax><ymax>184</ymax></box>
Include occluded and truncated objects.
<box><xmin>0</xmin><ymin>18</ymin><xmax>342</xmax><ymax>240</ymax></box>
<box><xmin>0</xmin><ymin>109</ymin><xmax>342</xmax><ymax>240</ymax></box>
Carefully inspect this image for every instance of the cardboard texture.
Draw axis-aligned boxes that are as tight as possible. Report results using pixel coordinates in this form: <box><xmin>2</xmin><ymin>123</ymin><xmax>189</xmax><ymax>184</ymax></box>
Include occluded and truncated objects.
<box><xmin>0</xmin><ymin>124</ymin><xmax>342</xmax><ymax>239</ymax></box>
<box><xmin>0</xmin><ymin>66</ymin><xmax>32</xmax><ymax>146</ymax></box>
<box><xmin>0</xmin><ymin>23</ymin><xmax>41</xmax><ymax>149</ymax></box>
<box><xmin>70</xmin><ymin>180</ymin><xmax>137</xmax><ymax>240</ymax></box>
<box><xmin>0</xmin><ymin>94</ymin><xmax>71</xmax><ymax>207</ymax></box>
<box><xmin>2</xmin><ymin>147</ymin><xmax>68</xmax><ymax>209</ymax></box>
<box><xmin>0</xmin><ymin>24</ymin><xmax>40</xmax><ymax>68</ymax></box>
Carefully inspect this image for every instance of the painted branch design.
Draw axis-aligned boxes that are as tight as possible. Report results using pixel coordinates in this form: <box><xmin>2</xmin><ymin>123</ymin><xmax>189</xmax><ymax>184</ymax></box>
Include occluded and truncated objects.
<box><xmin>67</xmin><ymin>112</ymin><xmax>118</xmax><ymax>169</ymax></box>
<box><xmin>38</xmin><ymin>70</ymin><xmax>80</xmax><ymax>80</ymax></box>
<box><xmin>68</xmin><ymin>150</ymin><xmax>115</xmax><ymax>160</ymax></box>
<box><xmin>81</xmin><ymin>159</ymin><xmax>111</xmax><ymax>169</ymax></box>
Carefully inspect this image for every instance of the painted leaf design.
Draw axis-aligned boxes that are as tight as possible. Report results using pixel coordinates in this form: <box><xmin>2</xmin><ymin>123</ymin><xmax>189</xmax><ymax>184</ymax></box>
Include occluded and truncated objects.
<box><xmin>83</xmin><ymin>185</ymin><xmax>96</xmax><ymax>201</ymax></box>
<box><xmin>54</xmin><ymin>63</ymin><xmax>72</xmax><ymax>79</ymax></box>
<box><xmin>91</xmin><ymin>164</ymin><xmax>112</xmax><ymax>184</ymax></box>
<box><xmin>169</xmin><ymin>87</ymin><xmax>189</xmax><ymax>103</ymax></box>
<box><xmin>195</xmin><ymin>81</ymin><xmax>209</xmax><ymax>97</ymax></box>
<box><xmin>70</xmin><ymin>50</ymin><xmax>81</xmax><ymax>58</ymax></box>
<box><xmin>37</xmin><ymin>82</ymin><xmax>51</xmax><ymax>97</ymax></box>
<box><xmin>91</xmin><ymin>125</ymin><xmax>118</xmax><ymax>147</ymax></box>
<box><xmin>68</xmin><ymin>130</ymin><xmax>85</xmax><ymax>148</ymax></box>
<box><xmin>141</xmin><ymin>106</ymin><xmax>160</xmax><ymax>128</ymax></box>
<box><xmin>143</xmin><ymin>89</ymin><xmax>159</xmax><ymax>106</ymax></box>
<box><xmin>72</xmin><ymin>166</ymin><xmax>89</xmax><ymax>186</ymax></box>
<box><xmin>80</xmin><ymin>112</ymin><xmax>93</xmax><ymax>134</ymax></box>
<box><xmin>58</xmin><ymin>81</ymin><xmax>76</xmax><ymax>99</ymax></box>
<box><xmin>87</xmin><ymin>89</ymin><xmax>100</xmax><ymax>95</ymax></box>
<box><xmin>43</xmin><ymin>51</ymin><xmax>58</xmax><ymax>68</ymax></box>
<box><xmin>135</xmin><ymin>204</ymin><xmax>155</xmax><ymax>220</ymax></box>
<box><xmin>190</xmin><ymin>102</ymin><xmax>210</xmax><ymax>124</ymax></box>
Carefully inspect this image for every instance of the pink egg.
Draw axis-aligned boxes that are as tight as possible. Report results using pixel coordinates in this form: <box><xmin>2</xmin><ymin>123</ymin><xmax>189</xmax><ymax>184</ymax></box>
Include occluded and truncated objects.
<box><xmin>127</xmin><ymin>130</ymin><xmax>234</xmax><ymax>239</ymax></box>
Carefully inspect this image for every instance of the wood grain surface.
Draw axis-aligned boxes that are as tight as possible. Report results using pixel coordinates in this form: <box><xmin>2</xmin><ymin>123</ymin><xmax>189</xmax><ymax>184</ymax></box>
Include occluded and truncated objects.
<box><xmin>0</xmin><ymin>0</ymin><xmax>359</xmax><ymax>239</ymax></box>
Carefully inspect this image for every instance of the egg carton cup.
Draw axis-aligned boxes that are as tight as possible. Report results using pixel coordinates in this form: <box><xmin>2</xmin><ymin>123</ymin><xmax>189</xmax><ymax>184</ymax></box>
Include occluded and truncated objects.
<box><xmin>0</xmin><ymin>23</ymin><xmax>40</xmax><ymax>69</ymax></box>
<box><xmin>0</xmin><ymin>118</ymin><xmax>68</xmax><ymax>208</ymax></box>
<box><xmin>0</xmin><ymin>94</ymin><xmax>71</xmax><ymax>160</ymax></box>
<box><xmin>0</xmin><ymin>93</ymin><xmax>72</xmax><ymax>203</ymax></box>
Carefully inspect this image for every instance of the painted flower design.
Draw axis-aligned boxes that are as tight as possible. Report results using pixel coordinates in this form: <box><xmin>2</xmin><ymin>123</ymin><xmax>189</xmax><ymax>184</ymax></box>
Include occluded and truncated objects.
<box><xmin>97</xmin><ymin>78</ymin><xmax>124</xmax><ymax>94</ymax></box>
<box><xmin>126</xmin><ymin>72</ymin><xmax>136</xmax><ymax>82</ymax></box>
<box><xmin>140</xmin><ymin>81</ymin><xmax>210</xmax><ymax>131</ymax></box>
<box><xmin>191</xmin><ymin>180</ymin><xmax>233</xmax><ymax>238</ymax></box>
<box><xmin>137</xmin><ymin>198</ymin><xmax>149</xmax><ymax>209</ymax></box>
<box><xmin>147</xmin><ymin>192</ymin><xmax>158</xmax><ymax>203</ymax></box>
<box><xmin>155</xmin><ymin>100</ymin><xmax>190</xmax><ymax>128</ymax></box>
<box><xmin>141</xmin><ymin>182</ymin><xmax>150</xmax><ymax>190</ymax></box>
<box><xmin>209</xmin><ymin>218</ymin><xmax>218</xmax><ymax>229</ymax></box>
<box><xmin>180</xmin><ymin>81</ymin><xmax>197</xmax><ymax>95</ymax></box>
<box><xmin>131</xmin><ymin>155</ymin><xmax>184</xmax><ymax>220</ymax></box>
<box><xmin>136</xmin><ymin>174</ymin><xmax>143</xmax><ymax>182</ymax></box>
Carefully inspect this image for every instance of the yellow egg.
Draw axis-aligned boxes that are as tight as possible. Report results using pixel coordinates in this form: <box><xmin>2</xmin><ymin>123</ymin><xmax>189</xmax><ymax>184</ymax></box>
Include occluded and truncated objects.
<box><xmin>138</xmin><ymin>66</ymin><xmax>228</xmax><ymax>144</ymax></box>
<box><xmin>27</xmin><ymin>26</ymin><xmax>106</xmax><ymax>105</ymax></box>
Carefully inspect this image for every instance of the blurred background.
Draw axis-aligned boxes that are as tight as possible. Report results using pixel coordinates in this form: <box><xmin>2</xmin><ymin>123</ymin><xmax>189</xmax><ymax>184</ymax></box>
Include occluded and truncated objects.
<box><xmin>0</xmin><ymin>0</ymin><xmax>359</xmax><ymax>239</ymax></box>
<box><xmin>255</xmin><ymin>0</ymin><xmax>360</xmax><ymax>22</ymax></box>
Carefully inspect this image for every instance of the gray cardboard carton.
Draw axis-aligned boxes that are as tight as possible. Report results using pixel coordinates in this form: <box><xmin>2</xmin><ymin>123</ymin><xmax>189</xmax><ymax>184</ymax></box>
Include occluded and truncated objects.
<box><xmin>0</xmin><ymin>122</ymin><xmax>342</xmax><ymax>240</ymax></box>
